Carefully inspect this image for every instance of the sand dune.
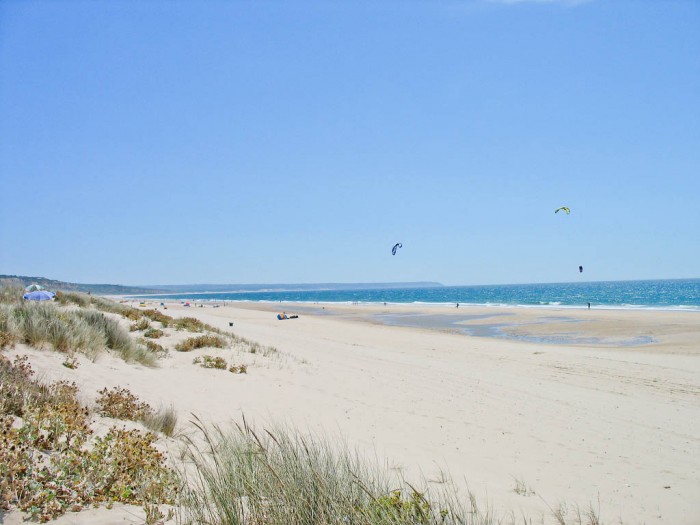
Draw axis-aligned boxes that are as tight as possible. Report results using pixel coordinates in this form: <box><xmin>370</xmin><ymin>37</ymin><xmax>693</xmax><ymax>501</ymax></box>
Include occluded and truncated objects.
<box><xmin>5</xmin><ymin>301</ymin><xmax>699</xmax><ymax>524</ymax></box>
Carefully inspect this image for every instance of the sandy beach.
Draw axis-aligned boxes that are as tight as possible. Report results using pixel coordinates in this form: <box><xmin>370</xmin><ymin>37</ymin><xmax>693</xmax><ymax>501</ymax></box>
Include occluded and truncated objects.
<box><xmin>5</xmin><ymin>301</ymin><xmax>700</xmax><ymax>524</ymax></box>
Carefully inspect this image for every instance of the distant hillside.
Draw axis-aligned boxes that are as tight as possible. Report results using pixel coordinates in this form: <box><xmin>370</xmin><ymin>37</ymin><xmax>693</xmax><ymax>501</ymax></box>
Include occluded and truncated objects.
<box><xmin>0</xmin><ymin>276</ymin><xmax>443</xmax><ymax>295</ymax></box>
<box><xmin>0</xmin><ymin>275</ymin><xmax>162</xmax><ymax>295</ymax></box>
<box><xmin>144</xmin><ymin>282</ymin><xmax>444</xmax><ymax>293</ymax></box>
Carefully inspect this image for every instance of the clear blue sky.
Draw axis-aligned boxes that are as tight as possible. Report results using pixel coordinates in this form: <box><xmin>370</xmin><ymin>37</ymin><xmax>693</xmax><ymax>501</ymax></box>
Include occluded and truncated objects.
<box><xmin>1</xmin><ymin>0</ymin><xmax>698</xmax><ymax>286</ymax></box>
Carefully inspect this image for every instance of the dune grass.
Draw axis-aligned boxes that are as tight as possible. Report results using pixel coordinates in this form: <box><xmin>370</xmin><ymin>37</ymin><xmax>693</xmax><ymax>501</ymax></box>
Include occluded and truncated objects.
<box><xmin>0</xmin><ymin>301</ymin><xmax>156</xmax><ymax>366</ymax></box>
<box><xmin>56</xmin><ymin>291</ymin><xmax>226</xmax><ymax>334</ymax></box>
<box><xmin>42</xmin><ymin>291</ymin><xmax>273</xmax><ymax>355</ymax></box>
<box><xmin>55</xmin><ymin>290</ymin><xmax>134</xmax><ymax>317</ymax></box>
<box><xmin>0</xmin><ymin>284</ymin><xmax>24</xmax><ymax>305</ymax></box>
<box><xmin>177</xmin><ymin>420</ymin><xmax>607</xmax><ymax>525</ymax></box>
<box><xmin>143</xmin><ymin>405</ymin><xmax>178</xmax><ymax>437</ymax></box>
<box><xmin>230</xmin><ymin>332</ymin><xmax>279</xmax><ymax>357</ymax></box>
<box><xmin>177</xmin><ymin>418</ymin><xmax>501</xmax><ymax>525</ymax></box>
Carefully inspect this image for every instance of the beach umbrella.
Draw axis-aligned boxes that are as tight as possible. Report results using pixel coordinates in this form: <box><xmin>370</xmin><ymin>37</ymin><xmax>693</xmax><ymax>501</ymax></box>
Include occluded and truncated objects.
<box><xmin>24</xmin><ymin>283</ymin><xmax>45</xmax><ymax>292</ymax></box>
<box><xmin>23</xmin><ymin>290</ymin><xmax>56</xmax><ymax>301</ymax></box>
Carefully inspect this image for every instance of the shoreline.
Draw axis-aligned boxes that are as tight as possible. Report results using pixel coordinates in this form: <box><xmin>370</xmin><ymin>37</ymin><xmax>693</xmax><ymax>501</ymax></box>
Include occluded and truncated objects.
<box><xmin>117</xmin><ymin>295</ymin><xmax>700</xmax><ymax>313</ymax></box>
<box><xmin>123</xmin><ymin>298</ymin><xmax>700</xmax><ymax>353</ymax></box>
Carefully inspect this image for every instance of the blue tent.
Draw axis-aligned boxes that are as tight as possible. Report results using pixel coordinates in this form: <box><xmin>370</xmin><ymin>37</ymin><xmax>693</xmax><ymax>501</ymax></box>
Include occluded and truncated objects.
<box><xmin>23</xmin><ymin>290</ymin><xmax>56</xmax><ymax>301</ymax></box>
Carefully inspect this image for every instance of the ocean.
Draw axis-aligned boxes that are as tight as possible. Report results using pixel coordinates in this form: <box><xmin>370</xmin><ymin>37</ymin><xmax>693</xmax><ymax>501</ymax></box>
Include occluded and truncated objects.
<box><xmin>134</xmin><ymin>278</ymin><xmax>700</xmax><ymax>311</ymax></box>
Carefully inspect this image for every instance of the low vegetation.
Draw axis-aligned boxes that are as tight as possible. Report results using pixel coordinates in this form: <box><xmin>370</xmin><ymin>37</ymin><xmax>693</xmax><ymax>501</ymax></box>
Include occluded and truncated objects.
<box><xmin>229</xmin><ymin>363</ymin><xmax>247</xmax><ymax>374</ymax></box>
<box><xmin>56</xmin><ymin>290</ymin><xmax>133</xmax><ymax>317</ymax></box>
<box><xmin>37</xmin><ymin>289</ymin><xmax>276</xmax><ymax>356</ymax></box>
<box><xmin>175</xmin><ymin>334</ymin><xmax>226</xmax><ymax>352</ymax></box>
<box><xmin>230</xmin><ymin>332</ymin><xmax>279</xmax><ymax>357</ymax></box>
<box><xmin>0</xmin><ymin>355</ymin><xmax>177</xmax><ymax>522</ymax></box>
<box><xmin>193</xmin><ymin>355</ymin><xmax>247</xmax><ymax>374</ymax></box>
<box><xmin>193</xmin><ymin>354</ymin><xmax>227</xmax><ymax>369</ymax></box>
<box><xmin>96</xmin><ymin>386</ymin><xmax>155</xmax><ymax>421</ymax></box>
<box><xmin>141</xmin><ymin>309</ymin><xmax>172</xmax><ymax>326</ymax></box>
<box><xmin>55</xmin><ymin>292</ymin><xmax>217</xmax><ymax>334</ymax></box>
<box><xmin>96</xmin><ymin>386</ymin><xmax>177</xmax><ymax>436</ymax></box>
<box><xmin>130</xmin><ymin>317</ymin><xmax>151</xmax><ymax>331</ymax></box>
<box><xmin>171</xmin><ymin>316</ymin><xmax>209</xmax><ymax>332</ymax></box>
<box><xmin>142</xmin><ymin>339</ymin><xmax>168</xmax><ymax>359</ymax></box>
<box><xmin>144</xmin><ymin>327</ymin><xmax>164</xmax><ymax>339</ymax></box>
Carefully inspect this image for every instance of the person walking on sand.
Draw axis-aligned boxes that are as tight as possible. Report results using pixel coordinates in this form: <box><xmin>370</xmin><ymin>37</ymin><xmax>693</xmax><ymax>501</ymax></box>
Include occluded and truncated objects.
<box><xmin>588</xmin><ymin>302</ymin><xmax>591</xmax><ymax>309</ymax></box>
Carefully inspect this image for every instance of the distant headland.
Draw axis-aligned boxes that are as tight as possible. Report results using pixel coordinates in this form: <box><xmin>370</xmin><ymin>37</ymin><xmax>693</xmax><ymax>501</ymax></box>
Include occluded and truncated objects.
<box><xmin>0</xmin><ymin>275</ymin><xmax>443</xmax><ymax>295</ymax></box>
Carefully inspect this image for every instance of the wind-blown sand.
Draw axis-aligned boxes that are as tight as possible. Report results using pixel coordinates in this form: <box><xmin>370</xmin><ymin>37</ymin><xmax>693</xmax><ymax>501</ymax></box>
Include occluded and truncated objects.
<box><xmin>5</xmin><ymin>301</ymin><xmax>700</xmax><ymax>524</ymax></box>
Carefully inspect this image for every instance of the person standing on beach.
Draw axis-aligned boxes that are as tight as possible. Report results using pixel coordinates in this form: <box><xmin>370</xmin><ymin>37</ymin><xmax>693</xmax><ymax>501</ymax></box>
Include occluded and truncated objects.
<box><xmin>587</xmin><ymin>302</ymin><xmax>591</xmax><ymax>309</ymax></box>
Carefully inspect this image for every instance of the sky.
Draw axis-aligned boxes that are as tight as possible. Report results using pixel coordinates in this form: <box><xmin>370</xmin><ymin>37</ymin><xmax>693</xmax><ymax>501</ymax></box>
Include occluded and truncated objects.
<box><xmin>1</xmin><ymin>0</ymin><xmax>698</xmax><ymax>287</ymax></box>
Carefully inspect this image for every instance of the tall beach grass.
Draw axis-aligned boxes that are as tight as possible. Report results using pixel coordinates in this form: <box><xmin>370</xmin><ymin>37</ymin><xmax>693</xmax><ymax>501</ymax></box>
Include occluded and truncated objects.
<box><xmin>177</xmin><ymin>418</ymin><xmax>501</xmax><ymax>525</ymax></box>
<box><xmin>0</xmin><ymin>301</ymin><xmax>155</xmax><ymax>366</ymax></box>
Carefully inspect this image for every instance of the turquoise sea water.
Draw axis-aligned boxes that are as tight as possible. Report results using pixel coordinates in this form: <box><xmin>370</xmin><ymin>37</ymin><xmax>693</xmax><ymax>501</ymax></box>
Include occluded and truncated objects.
<box><xmin>135</xmin><ymin>279</ymin><xmax>700</xmax><ymax>311</ymax></box>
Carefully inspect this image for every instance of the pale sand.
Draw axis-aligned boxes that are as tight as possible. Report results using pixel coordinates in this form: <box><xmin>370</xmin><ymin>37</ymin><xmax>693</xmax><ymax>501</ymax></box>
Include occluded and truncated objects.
<box><xmin>4</xmin><ymin>301</ymin><xmax>700</xmax><ymax>524</ymax></box>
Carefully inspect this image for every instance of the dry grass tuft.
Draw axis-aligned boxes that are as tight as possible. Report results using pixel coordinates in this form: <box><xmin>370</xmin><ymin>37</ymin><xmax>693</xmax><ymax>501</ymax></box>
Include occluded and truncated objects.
<box><xmin>175</xmin><ymin>334</ymin><xmax>226</xmax><ymax>352</ymax></box>
<box><xmin>143</xmin><ymin>405</ymin><xmax>178</xmax><ymax>437</ymax></box>
<box><xmin>130</xmin><ymin>317</ymin><xmax>151</xmax><ymax>331</ymax></box>
<box><xmin>144</xmin><ymin>327</ymin><xmax>164</xmax><ymax>339</ymax></box>
<box><xmin>142</xmin><ymin>339</ymin><xmax>168</xmax><ymax>359</ymax></box>
<box><xmin>193</xmin><ymin>355</ymin><xmax>227</xmax><ymax>369</ymax></box>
